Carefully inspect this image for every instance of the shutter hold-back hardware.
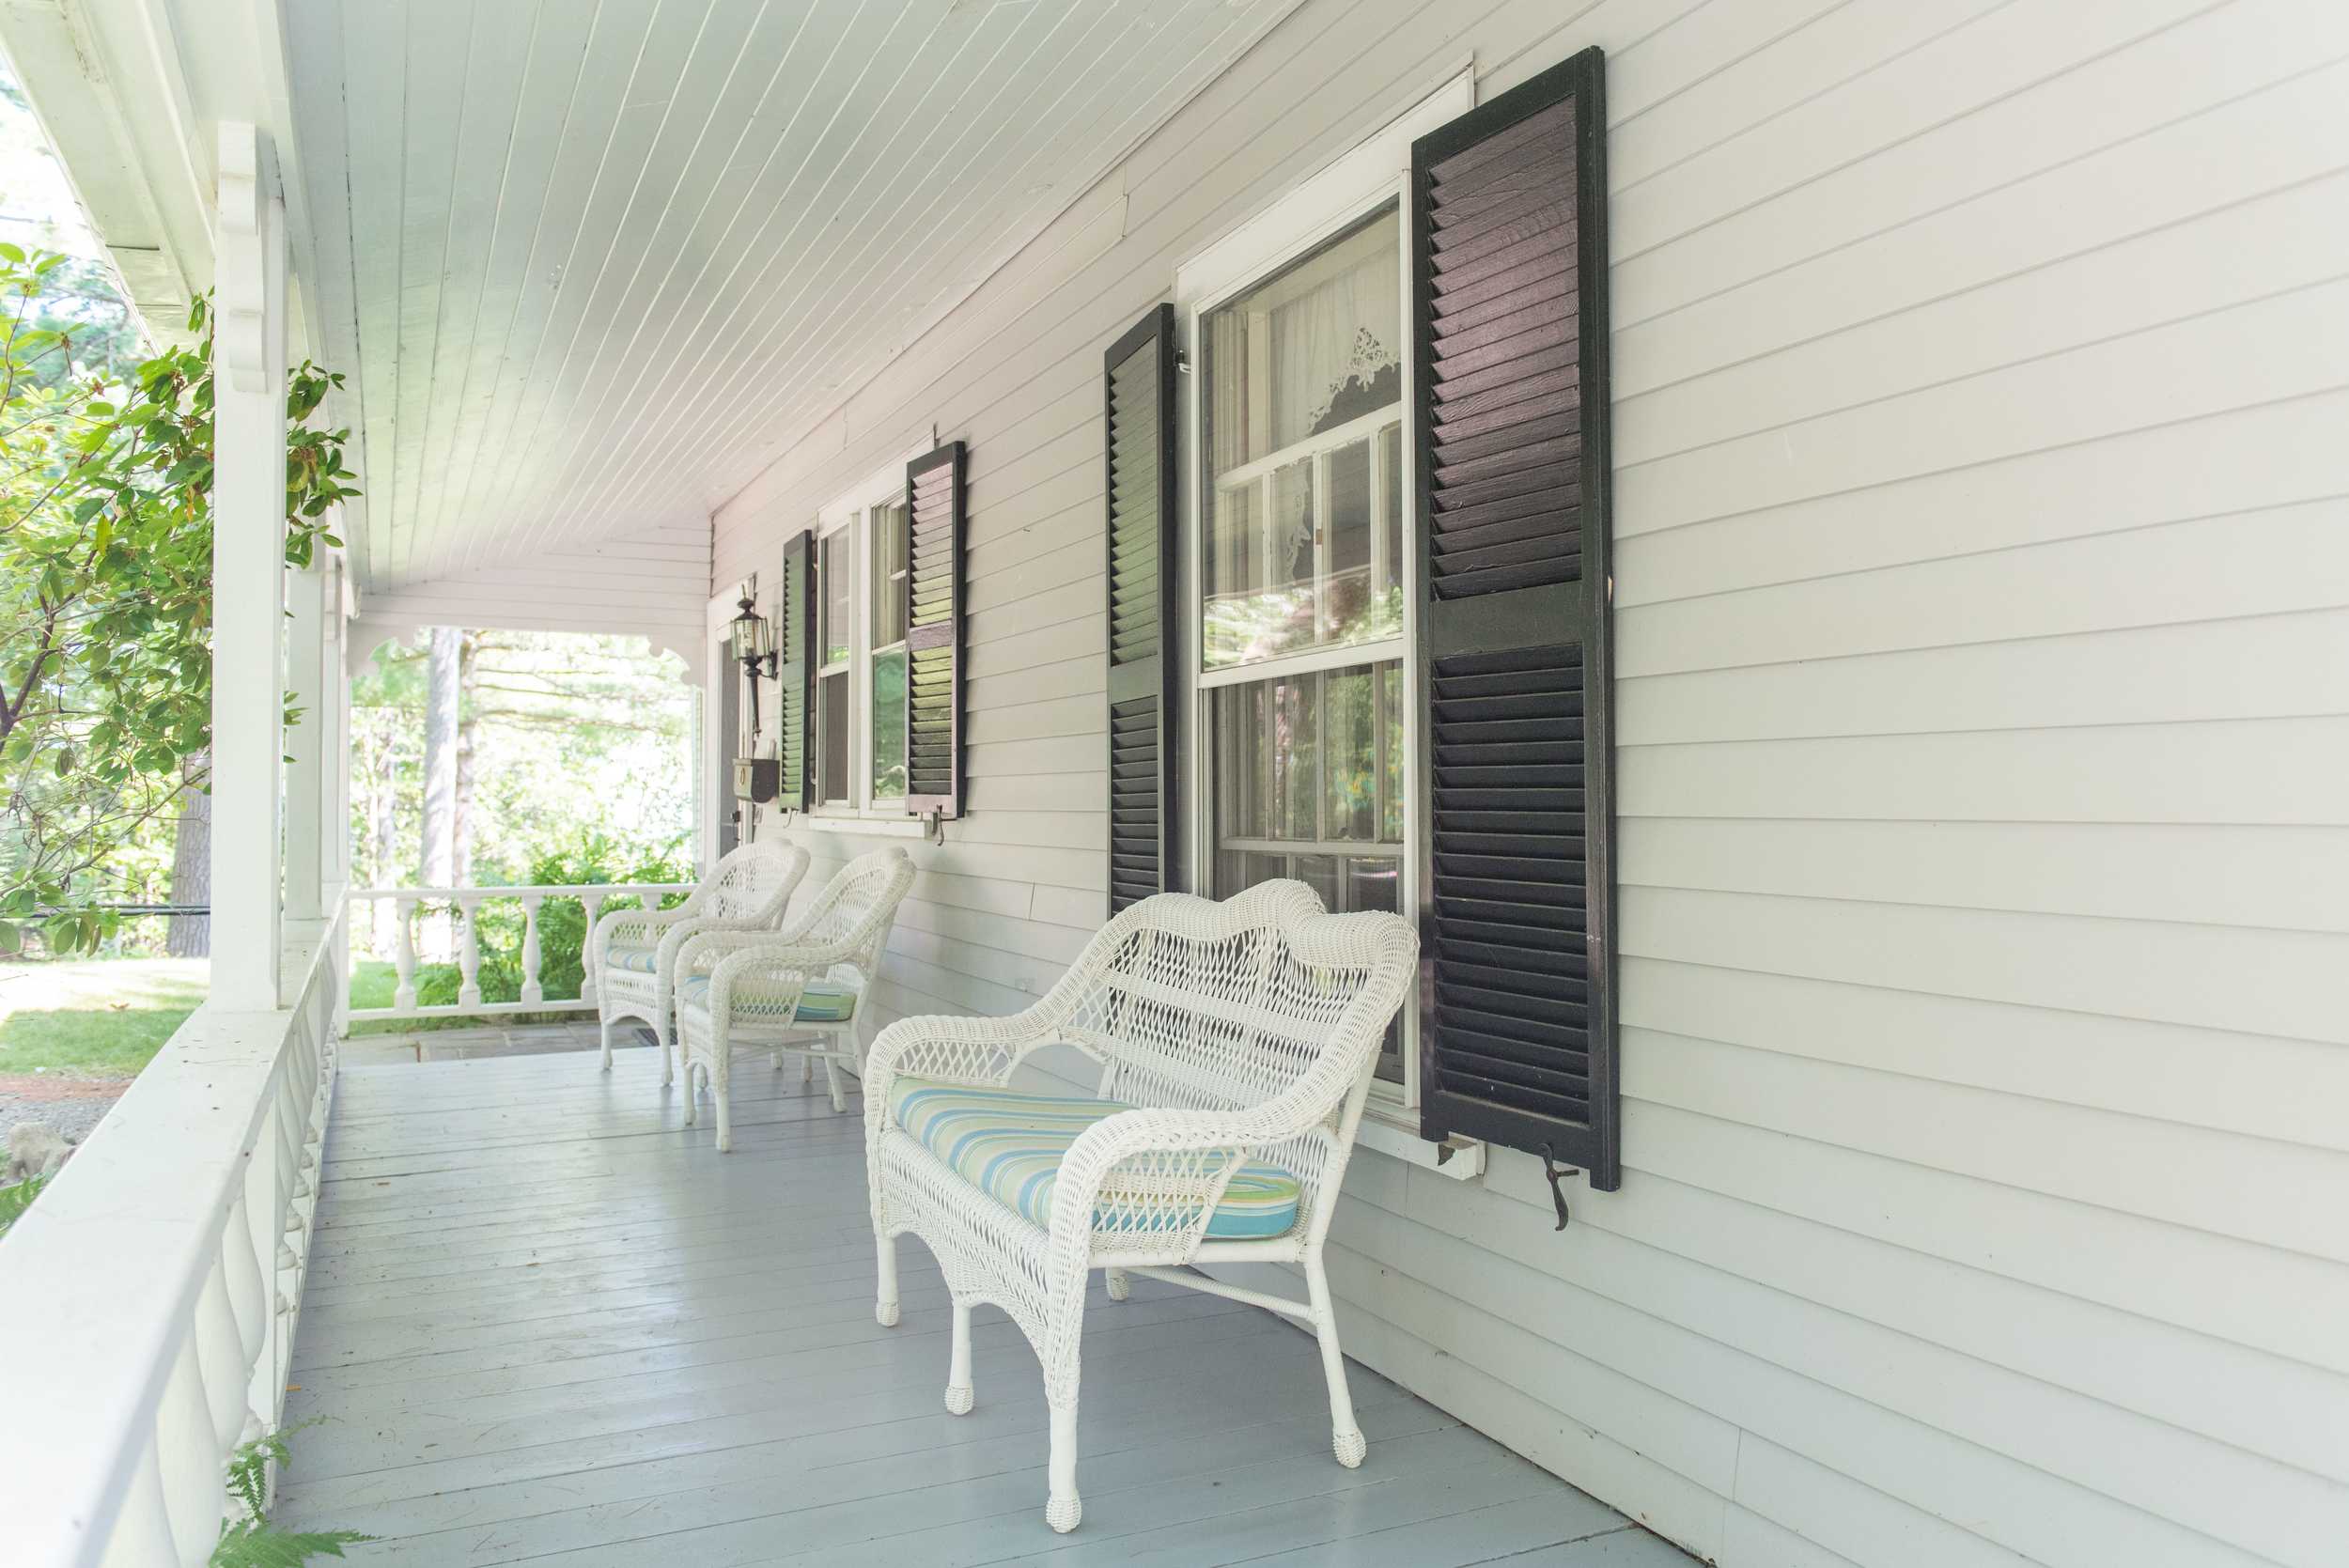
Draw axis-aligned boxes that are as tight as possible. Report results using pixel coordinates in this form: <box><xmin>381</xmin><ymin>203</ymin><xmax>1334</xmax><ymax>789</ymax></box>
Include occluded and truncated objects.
<box><xmin>1538</xmin><ymin>1143</ymin><xmax>1574</xmax><ymax>1230</ymax></box>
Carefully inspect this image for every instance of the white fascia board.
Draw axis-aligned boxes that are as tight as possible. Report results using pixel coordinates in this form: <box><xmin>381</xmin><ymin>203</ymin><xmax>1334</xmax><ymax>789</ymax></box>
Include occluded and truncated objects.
<box><xmin>0</xmin><ymin>0</ymin><xmax>211</xmax><ymax>339</ymax></box>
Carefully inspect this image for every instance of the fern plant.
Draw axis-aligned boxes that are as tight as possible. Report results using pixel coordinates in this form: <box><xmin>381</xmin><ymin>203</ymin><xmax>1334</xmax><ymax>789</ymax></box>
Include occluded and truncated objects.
<box><xmin>210</xmin><ymin>1421</ymin><xmax>371</xmax><ymax>1567</ymax></box>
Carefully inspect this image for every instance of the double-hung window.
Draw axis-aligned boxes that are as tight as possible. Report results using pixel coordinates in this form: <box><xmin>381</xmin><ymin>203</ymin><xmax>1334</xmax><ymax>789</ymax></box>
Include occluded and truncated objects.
<box><xmin>1181</xmin><ymin>76</ymin><xmax>1467</xmax><ymax>1108</ymax></box>
<box><xmin>1201</xmin><ymin>206</ymin><xmax>1410</xmax><ymax>1090</ymax></box>
<box><xmin>810</xmin><ymin>457</ymin><xmax>919</xmax><ymax>819</ymax></box>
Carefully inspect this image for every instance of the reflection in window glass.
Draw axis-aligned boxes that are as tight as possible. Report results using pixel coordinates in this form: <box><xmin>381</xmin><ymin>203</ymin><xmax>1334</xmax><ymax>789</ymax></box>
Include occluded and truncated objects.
<box><xmin>1210</xmin><ymin>664</ymin><xmax>1401</xmax><ymax>862</ymax></box>
<box><xmin>1327</xmin><ymin>438</ymin><xmax>1373</xmax><ymax>644</ymax></box>
<box><xmin>1380</xmin><ymin>663</ymin><xmax>1405</xmax><ymax>843</ymax></box>
<box><xmin>1377</xmin><ymin>423</ymin><xmax>1404</xmax><ymax>641</ymax></box>
<box><xmin>819</xmin><ymin>670</ymin><xmax>849</xmax><ymax>804</ymax></box>
<box><xmin>820</xmin><ymin>530</ymin><xmax>852</xmax><ymax>667</ymax></box>
<box><xmin>1211</xmin><ymin>657</ymin><xmax>1406</xmax><ymax>1079</ymax></box>
<box><xmin>871</xmin><ymin>502</ymin><xmax>908</xmax><ymax>648</ymax></box>
<box><xmin>870</xmin><ymin>502</ymin><xmax>909</xmax><ymax>801</ymax></box>
<box><xmin>1324</xmin><ymin>666</ymin><xmax>1376</xmax><ymax>842</ymax></box>
<box><xmin>870</xmin><ymin>649</ymin><xmax>906</xmax><ymax>801</ymax></box>
<box><xmin>1202</xmin><ymin>204</ymin><xmax>1403</xmax><ymax>673</ymax></box>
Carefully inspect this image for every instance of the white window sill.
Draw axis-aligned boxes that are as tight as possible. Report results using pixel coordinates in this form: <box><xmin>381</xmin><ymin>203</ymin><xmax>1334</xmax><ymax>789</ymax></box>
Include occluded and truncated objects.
<box><xmin>1356</xmin><ymin>1106</ymin><xmax>1484</xmax><ymax>1181</ymax></box>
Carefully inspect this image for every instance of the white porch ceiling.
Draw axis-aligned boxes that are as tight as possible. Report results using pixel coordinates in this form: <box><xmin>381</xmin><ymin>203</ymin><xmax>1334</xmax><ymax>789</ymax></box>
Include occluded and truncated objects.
<box><xmin>286</xmin><ymin>0</ymin><xmax>1297</xmax><ymax>593</ymax></box>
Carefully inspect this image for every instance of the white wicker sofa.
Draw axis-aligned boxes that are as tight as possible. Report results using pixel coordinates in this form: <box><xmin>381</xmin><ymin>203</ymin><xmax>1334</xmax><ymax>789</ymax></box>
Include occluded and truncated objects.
<box><xmin>672</xmin><ymin>847</ymin><xmax>915</xmax><ymax>1148</ymax></box>
<box><xmin>863</xmin><ymin>879</ymin><xmax>1417</xmax><ymax>1532</ymax></box>
<box><xmin>589</xmin><ymin>842</ymin><xmax>807</xmax><ymax>1085</ymax></box>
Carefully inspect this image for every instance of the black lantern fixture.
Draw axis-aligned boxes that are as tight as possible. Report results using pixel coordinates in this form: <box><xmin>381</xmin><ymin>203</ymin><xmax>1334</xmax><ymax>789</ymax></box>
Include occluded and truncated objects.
<box><xmin>731</xmin><ymin>577</ymin><xmax>776</xmax><ymax>737</ymax></box>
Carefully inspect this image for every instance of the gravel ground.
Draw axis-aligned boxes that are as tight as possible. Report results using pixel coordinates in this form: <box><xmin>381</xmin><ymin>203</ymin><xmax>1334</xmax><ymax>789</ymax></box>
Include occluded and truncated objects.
<box><xmin>0</xmin><ymin>1072</ymin><xmax>127</xmax><ymax>1148</ymax></box>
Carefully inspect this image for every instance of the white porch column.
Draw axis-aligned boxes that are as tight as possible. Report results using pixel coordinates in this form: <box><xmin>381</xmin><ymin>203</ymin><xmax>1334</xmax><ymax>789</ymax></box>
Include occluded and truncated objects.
<box><xmin>210</xmin><ymin>122</ymin><xmax>289</xmax><ymax>1011</ymax></box>
<box><xmin>284</xmin><ymin>559</ymin><xmax>328</xmax><ymax>935</ymax></box>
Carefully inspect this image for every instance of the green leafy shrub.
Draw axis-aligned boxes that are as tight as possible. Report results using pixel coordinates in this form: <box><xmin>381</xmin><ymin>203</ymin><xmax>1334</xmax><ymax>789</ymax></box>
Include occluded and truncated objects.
<box><xmin>408</xmin><ymin>831</ymin><xmax>692</xmax><ymax>1008</ymax></box>
<box><xmin>0</xmin><ymin>1172</ymin><xmax>47</xmax><ymax>1238</ymax></box>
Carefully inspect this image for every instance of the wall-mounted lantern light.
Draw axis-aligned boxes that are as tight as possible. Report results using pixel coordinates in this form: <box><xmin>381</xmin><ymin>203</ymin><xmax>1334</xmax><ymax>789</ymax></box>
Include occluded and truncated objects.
<box><xmin>731</xmin><ymin>576</ymin><xmax>776</xmax><ymax>737</ymax></box>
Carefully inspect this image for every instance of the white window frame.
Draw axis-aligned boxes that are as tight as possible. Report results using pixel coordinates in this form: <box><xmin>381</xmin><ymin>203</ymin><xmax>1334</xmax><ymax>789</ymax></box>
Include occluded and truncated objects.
<box><xmin>810</xmin><ymin>443</ymin><xmax>933</xmax><ymax>825</ymax></box>
<box><xmin>1174</xmin><ymin>69</ymin><xmax>1472</xmax><ymax>1121</ymax></box>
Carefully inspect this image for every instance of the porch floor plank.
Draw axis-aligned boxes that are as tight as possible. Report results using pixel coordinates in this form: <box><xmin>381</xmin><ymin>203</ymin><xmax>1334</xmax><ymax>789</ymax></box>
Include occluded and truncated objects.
<box><xmin>277</xmin><ymin>1043</ymin><xmax>1685</xmax><ymax>1565</ymax></box>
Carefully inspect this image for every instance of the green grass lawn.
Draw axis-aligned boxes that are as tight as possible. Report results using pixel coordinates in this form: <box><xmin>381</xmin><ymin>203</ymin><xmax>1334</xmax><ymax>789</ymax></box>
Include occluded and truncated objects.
<box><xmin>0</xmin><ymin>957</ymin><xmax>210</xmax><ymax>1078</ymax></box>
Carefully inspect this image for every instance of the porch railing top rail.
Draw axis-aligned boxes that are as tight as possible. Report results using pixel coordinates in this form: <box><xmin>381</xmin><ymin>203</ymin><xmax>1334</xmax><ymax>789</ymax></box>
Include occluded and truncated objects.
<box><xmin>348</xmin><ymin>882</ymin><xmax>696</xmax><ymax>899</ymax></box>
<box><xmin>0</xmin><ymin>906</ymin><xmax>347</xmax><ymax>1567</ymax></box>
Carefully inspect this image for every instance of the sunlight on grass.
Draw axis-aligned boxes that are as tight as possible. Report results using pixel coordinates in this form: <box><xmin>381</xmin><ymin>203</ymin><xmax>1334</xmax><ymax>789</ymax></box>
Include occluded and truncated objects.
<box><xmin>0</xmin><ymin>958</ymin><xmax>208</xmax><ymax>1077</ymax></box>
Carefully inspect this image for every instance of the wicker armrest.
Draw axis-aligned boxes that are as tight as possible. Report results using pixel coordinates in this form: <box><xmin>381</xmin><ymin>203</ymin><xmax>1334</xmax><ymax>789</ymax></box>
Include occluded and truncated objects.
<box><xmin>1044</xmin><ymin>1105</ymin><xmax>1306</xmax><ymax>1255</ymax></box>
<box><xmin>591</xmin><ymin>904</ymin><xmax>689</xmax><ymax>970</ymax></box>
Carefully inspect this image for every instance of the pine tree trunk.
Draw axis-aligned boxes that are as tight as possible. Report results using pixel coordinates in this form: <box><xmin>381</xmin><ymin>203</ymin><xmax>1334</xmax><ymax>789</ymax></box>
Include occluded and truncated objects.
<box><xmin>453</xmin><ymin>631</ymin><xmax>477</xmax><ymax>887</ymax></box>
<box><xmin>165</xmin><ymin>753</ymin><xmax>210</xmax><ymax>957</ymax></box>
<box><xmin>419</xmin><ymin>627</ymin><xmax>460</xmax><ymax>958</ymax></box>
<box><xmin>371</xmin><ymin>721</ymin><xmax>398</xmax><ymax>954</ymax></box>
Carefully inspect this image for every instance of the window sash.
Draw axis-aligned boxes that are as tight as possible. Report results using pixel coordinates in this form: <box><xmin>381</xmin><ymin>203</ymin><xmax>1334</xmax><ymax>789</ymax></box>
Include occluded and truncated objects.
<box><xmin>810</xmin><ymin>455</ymin><xmax>926</xmax><ymax>820</ymax></box>
<box><xmin>1183</xmin><ymin>186</ymin><xmax>1423</xmax><ymax>1110</ymax></box>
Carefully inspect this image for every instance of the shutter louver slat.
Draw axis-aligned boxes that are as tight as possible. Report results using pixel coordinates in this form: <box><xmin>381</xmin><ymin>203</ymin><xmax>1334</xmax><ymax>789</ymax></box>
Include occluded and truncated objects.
<box><xmin>775</xmin><ymin>533</ymin><xmax>813</xmax><ymax>812</ymax></box>
<box><xmin>1104</xmin><ymin>303</ymin><xmax>1178</xmax><ymax>915</ymax></box>
<box><xmin>903</xmin><ymin>442</ymin><xmax>966</xmax><ymax>818</ymax></box>
<box><xmin>1414</xmin><ymin>48</ymin><xmax>1620</xmax><ymax>1190</ymax></box>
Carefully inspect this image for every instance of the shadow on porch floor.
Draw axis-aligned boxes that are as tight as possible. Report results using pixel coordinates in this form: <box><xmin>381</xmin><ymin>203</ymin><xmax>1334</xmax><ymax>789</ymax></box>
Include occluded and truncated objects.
<box><xmin>275</xmin><ymin>1047</ymin><xmax>1696</xmax><ymax>1565</ymax></box>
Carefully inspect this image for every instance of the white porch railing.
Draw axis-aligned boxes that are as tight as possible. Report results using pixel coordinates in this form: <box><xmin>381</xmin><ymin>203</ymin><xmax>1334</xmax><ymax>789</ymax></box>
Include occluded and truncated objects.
<box><xmin>0</xmin><ymin>905</ymin><xmax>345</xmax><ymax>1567</ymax></box>
<box><xmin>344</xmin><ymin>883</ymin><xmax>694</xmax><ymax>1023</ymax></box>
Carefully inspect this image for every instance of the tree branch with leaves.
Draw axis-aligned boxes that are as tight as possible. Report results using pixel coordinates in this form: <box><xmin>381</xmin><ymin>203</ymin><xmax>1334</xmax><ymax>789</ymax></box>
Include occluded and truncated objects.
<box><xmin>0</xmin><ymin>246</ymin><xmax>358</xmax><ymax>951</ymax></box>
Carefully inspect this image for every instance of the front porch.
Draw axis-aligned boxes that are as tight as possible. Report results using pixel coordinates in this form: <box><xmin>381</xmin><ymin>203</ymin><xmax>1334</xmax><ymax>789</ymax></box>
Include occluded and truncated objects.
<box><xmin>274</xmin><ymin>1045</ymin><xmax>1678</xmax><ymax>1566</ymax></box>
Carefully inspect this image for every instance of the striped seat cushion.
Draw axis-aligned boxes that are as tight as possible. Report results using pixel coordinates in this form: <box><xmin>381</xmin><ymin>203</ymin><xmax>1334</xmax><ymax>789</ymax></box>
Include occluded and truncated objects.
<box><xmin>888</xmin><ymin>1079</ymin><xmax>1300</xmax><ymax>1241</ymax></box>
<box><xmin>677</xmin><ymin>973</ymin><xmax>859</xmax><ymax>1023</ymax></box>
<box><xmin>606</xmin><ymin>942</ymin><xmax>661</xmax><ymax>975</ymax></box>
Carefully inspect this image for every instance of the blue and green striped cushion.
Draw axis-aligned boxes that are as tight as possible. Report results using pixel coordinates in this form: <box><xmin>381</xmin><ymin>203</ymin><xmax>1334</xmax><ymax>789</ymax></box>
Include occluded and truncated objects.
<box><xmin>607</xmin><ymin>942</ymin><xmax>661</xmax><ymax>974</ymax></box>
<box><xmin>676</xmin><ymin>973</ymin><xmax>859</xmax><ymax>1022</ymax></box>
<box><xmin>888</xmin><ymin>1078</ymin><xmax>1300</xmax><ymax>1240</ymax></box>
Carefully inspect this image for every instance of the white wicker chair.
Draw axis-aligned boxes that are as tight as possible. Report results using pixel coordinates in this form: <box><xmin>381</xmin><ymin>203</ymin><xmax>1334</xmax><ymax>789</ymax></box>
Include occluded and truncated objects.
<box><xmin>672</xmin><ymin>847</ymin><xmax>916</xmax><ymax>1150</ymax></box>
<box><xmin>589</xmin><ymin>842</ymin><xmax>808</xmax><ymax>1084</ymax></box>
<box><xmin>863</xmin><ymin>879</ymin><xmax>1417</xmax><ymax>1532</ymax></box>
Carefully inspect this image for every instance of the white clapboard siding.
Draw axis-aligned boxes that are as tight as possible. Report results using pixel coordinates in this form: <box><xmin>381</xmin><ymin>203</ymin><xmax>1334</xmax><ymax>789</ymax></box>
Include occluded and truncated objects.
<box><xmin>717</xmin><ymin>1</ymin><xmax>2349</xmax><ymax>1564</ymax></box>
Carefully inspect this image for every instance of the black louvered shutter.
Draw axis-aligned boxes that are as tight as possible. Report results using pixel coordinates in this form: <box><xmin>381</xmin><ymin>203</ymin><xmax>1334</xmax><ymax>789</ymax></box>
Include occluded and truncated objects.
<box><xmin>904</xmin><ymin>442</ymin><xmax>966</xmax><ymax>818</ymax></box>
<box><xmin>1413</xmin><ymin>47</ymin><xmax>1618</xmax><ymax>1189</ymax></box>
<box><xmin>1105</xmin><ymin>304</ymin><xmax>1177</xmax><ymax>912</ymax></box>
<box><xmin>775</xmin><ymin>532</ymin><xmax>814</xmax><ymax>812</ymax></box>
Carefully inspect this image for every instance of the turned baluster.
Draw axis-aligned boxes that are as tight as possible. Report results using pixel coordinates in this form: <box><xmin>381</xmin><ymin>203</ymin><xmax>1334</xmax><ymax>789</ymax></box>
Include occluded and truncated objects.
<box><xmin>520</xmin><ymin>893</ymin><xmax>544</xmax><ymax>1005</ymax></box>
<box><xmin>456</xmin><ymin>893</ymin><xmax>483</xmax><ymax>1008</ymax></box>
<box><xmin>393</xmin><ymin>895</ymin><xmax>418</xmax><ymax>1010</ymax></box>
<box><xmin>580</xmin><ymin>892</ymin><xmax>607</xmax><ymax>1004</ymax></box>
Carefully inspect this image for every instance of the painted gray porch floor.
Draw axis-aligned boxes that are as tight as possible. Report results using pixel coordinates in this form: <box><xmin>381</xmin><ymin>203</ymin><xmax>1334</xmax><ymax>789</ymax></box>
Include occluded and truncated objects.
<box><xmin>277</xmin><ymin>1045</ymin><xmax>1692</xmax><ymax>1566</ymax></box>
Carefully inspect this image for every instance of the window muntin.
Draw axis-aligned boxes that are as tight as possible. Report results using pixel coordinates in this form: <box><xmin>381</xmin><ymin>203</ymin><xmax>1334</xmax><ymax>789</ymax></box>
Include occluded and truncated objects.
<box><xmin>870</xmin><ymin>500</ymin><xmax>909</xmax><ymax>803</ymax></box>
<box><xmin>1201</xmin><ymin>206</ymin><xmax>1405</xmax><ymax>673</ymax></box>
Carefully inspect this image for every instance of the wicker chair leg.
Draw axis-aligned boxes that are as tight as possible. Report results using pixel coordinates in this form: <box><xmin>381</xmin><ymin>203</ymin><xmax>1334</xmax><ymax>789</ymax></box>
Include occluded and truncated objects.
<box><xmin>1306</xmin><ymin>1254</ymin><xmax>1365</xmax><ymax>1467</ymax></box>
<box><xmin>874</xmin><ymin>1233</ymin><xmax>900</xmax><ymax>1327</ymax></box>
<box><xmin>823</xmin><ymin>1055</ymin><xmax>847</xmax><ymax>1114</ymax></box>
<box><xmin>714</xmin><ymin>1055</ymin><xmax>733</xmax><ymax>1154</ymax></box>
<box><xmin>1045</xmin><ymin>1403</ymin><xmax>1081</xmax><ymax>1532</ymax></box>
<box><xmin>598</xmin><ymin>1016</ymin><xmax>614</xmax><ymax>1072</ymax></box>
<box><xmin>802</xmin><ymin>1053</ymin><xmax>814</xmax><ymax>1085</ymax></box>
<box><xmin>1104</xmin><ymin>1268</ymin><xmax>1131</xmax><ymax>1302</ymax></box>
<box><xmin>944</xmin><ymin>1300</ymin><xmax>974</xmax><ymax>1414</ymax></box>
<box><xmin>681</xmin><ymin>1061</ymin><xmax>698</xmax><ymax>1126</ymax></box>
